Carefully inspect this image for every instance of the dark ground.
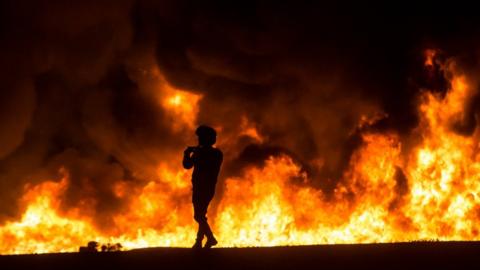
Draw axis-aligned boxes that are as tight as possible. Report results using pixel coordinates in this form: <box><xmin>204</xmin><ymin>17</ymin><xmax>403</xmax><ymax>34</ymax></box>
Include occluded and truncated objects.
<box><xmin>1</xmin><ymin>242</ymin><xmax>479</xmax><ymax>270</ymax></box>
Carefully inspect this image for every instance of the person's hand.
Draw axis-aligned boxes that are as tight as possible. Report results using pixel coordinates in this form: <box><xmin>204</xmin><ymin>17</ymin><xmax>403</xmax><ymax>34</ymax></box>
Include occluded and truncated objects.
<box><xmin>184</xmin><ymin>146</ymin><xmax>196</xmax><ymax>155</ymax></box>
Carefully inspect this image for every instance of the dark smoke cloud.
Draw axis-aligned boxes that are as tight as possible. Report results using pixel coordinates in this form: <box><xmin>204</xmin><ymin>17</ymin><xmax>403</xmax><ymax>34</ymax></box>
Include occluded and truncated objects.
<box><xmin>150</xmin><ymin>2</ymin><xmax>480</xmax><ymax>185</ymax></box>
<box><xmin>1</xmin><ymin>0</ymin><xmax>480</xmax><ymax>228</ymax></box>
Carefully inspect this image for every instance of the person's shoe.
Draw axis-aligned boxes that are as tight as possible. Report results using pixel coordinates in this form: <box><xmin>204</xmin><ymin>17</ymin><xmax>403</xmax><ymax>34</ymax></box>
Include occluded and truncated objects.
<box><xmin>204</xmin><ymin>238</ymin><xmax>218</xmax><ymax>249</ymax></box>
<box><xmin>192</xmin><ymin>241</ymin><xmax>202</xmax><ymax>249</ymax></box>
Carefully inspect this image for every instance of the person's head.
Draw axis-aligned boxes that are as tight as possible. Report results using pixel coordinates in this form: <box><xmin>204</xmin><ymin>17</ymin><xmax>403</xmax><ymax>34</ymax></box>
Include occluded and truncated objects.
<box><xmin>195</xmin><ymin>125</ymin><xmax>217</xmax><ymax>146</ymax></box>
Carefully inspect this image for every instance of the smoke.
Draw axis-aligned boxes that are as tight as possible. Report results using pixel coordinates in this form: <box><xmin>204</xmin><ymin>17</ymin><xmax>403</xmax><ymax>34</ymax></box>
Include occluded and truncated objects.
<box><xmin>1</xmin><ymin>0</ymin><xmax>480</xmax><ymax>229</ymax></box>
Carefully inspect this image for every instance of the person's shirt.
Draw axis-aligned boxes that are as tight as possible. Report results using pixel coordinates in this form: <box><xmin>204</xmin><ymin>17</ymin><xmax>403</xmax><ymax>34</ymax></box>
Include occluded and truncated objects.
<box><xmin>187</xmin><ymin>146</ymin><xmax>223</xmax><ymax>192</ymax></box>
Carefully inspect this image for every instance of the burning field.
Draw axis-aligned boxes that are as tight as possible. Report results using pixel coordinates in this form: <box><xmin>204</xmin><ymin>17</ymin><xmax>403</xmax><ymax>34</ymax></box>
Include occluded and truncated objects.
<box><xmin>1</xmin><ymin>1</ymin><xmax>480</xmax><ymax>255</ymax></box>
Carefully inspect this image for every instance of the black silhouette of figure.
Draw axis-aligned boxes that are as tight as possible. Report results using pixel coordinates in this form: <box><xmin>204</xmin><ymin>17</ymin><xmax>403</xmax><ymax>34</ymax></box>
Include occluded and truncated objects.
<box><xmin>183</xmin><ymin>125</ymin><xmax>223</xmax><ymax>249</ymax></box>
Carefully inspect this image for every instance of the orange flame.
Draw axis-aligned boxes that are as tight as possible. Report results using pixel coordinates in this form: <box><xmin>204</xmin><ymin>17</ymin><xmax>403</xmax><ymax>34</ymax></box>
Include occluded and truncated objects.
<box><xmin>151</xmin><ymin>67</ymin><xmax>202</xmax><ymax>131</ymax></box>
<box><xmin>239</xmin><ymin>115</ymin><xmax>264</xmax><ymax>143</ymax></box>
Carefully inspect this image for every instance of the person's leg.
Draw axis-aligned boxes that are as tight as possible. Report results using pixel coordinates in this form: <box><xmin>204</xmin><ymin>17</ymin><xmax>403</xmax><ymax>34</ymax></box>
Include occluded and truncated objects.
<box><xmin>192</xmin><ymin>195</ymin><xmax>206</xmax><ymax>248</ymax></box>
<box><xmin>193</xmin><ymin>191</ymin><xmax>217</xmax><ymax>248</ymax></box>
<box><xmin>194</xmin><ymin>200</ymin><xmax>209</xmax><ymax>238</ymax></box>
<box><xmin>201</xmin><ymin>195</ymin><xmax>217</xmax><ymax>248</ymax></box>
<box><xmin>203</xmin><ymin>223</ymin><xmax>217</xmax><ymax>248</ymax></box>
<box><xmin>202</xmin><ymin>220</ymin><xmax>214</xmax><ymax>240</ymax></box>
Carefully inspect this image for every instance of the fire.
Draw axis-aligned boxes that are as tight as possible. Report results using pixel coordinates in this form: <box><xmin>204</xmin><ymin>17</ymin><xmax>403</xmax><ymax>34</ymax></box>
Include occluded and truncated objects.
<box><xmin>163</xmin><ymin>90</ymin><xmax>202</xmax><ymax>130</ymax></box>
<box><xmin>0</xmin><ymin>176</ymin><xmax>100</xmax><ymax>254</ymax></box>
<box><xmin>239</xmin><ymin>115</ymin><xmax>264</xmax><ymax>143</ymax></box>
<box><xmin>1</xmin><ymin>52</ymin><xmax>480</xmax><ymax>254</ymax></box>
<box><xmin>405</xmin><ymin>64</ymin><xmax>480</xmax><ymax>240</ymax></box>
<box><xmin>151</xmin><ymin>67</ymin><xmax>202</xmax><ymax>131</ymax></box>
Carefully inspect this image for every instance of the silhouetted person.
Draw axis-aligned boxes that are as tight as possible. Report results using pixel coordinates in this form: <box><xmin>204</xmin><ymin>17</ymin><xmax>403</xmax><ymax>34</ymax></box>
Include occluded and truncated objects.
<box><xmin>183</xmin><ymin>125</ymin><xmax>223</xmax><ymax>249</ymax></box>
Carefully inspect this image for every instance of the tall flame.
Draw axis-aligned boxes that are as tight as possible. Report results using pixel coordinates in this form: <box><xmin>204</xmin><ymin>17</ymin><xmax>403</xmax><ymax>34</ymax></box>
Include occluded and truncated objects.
<box><xmin>1</xmin><ymin>53</ymin><xmax>480</xmax><ymax>254</ymax></box>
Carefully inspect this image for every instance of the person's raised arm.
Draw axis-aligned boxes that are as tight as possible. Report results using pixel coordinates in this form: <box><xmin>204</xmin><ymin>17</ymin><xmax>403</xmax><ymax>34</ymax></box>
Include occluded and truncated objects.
<box><xmin>183</xmin><ymin>147</ymin><xmax>195</xmax><ymax>169</ymax></box>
